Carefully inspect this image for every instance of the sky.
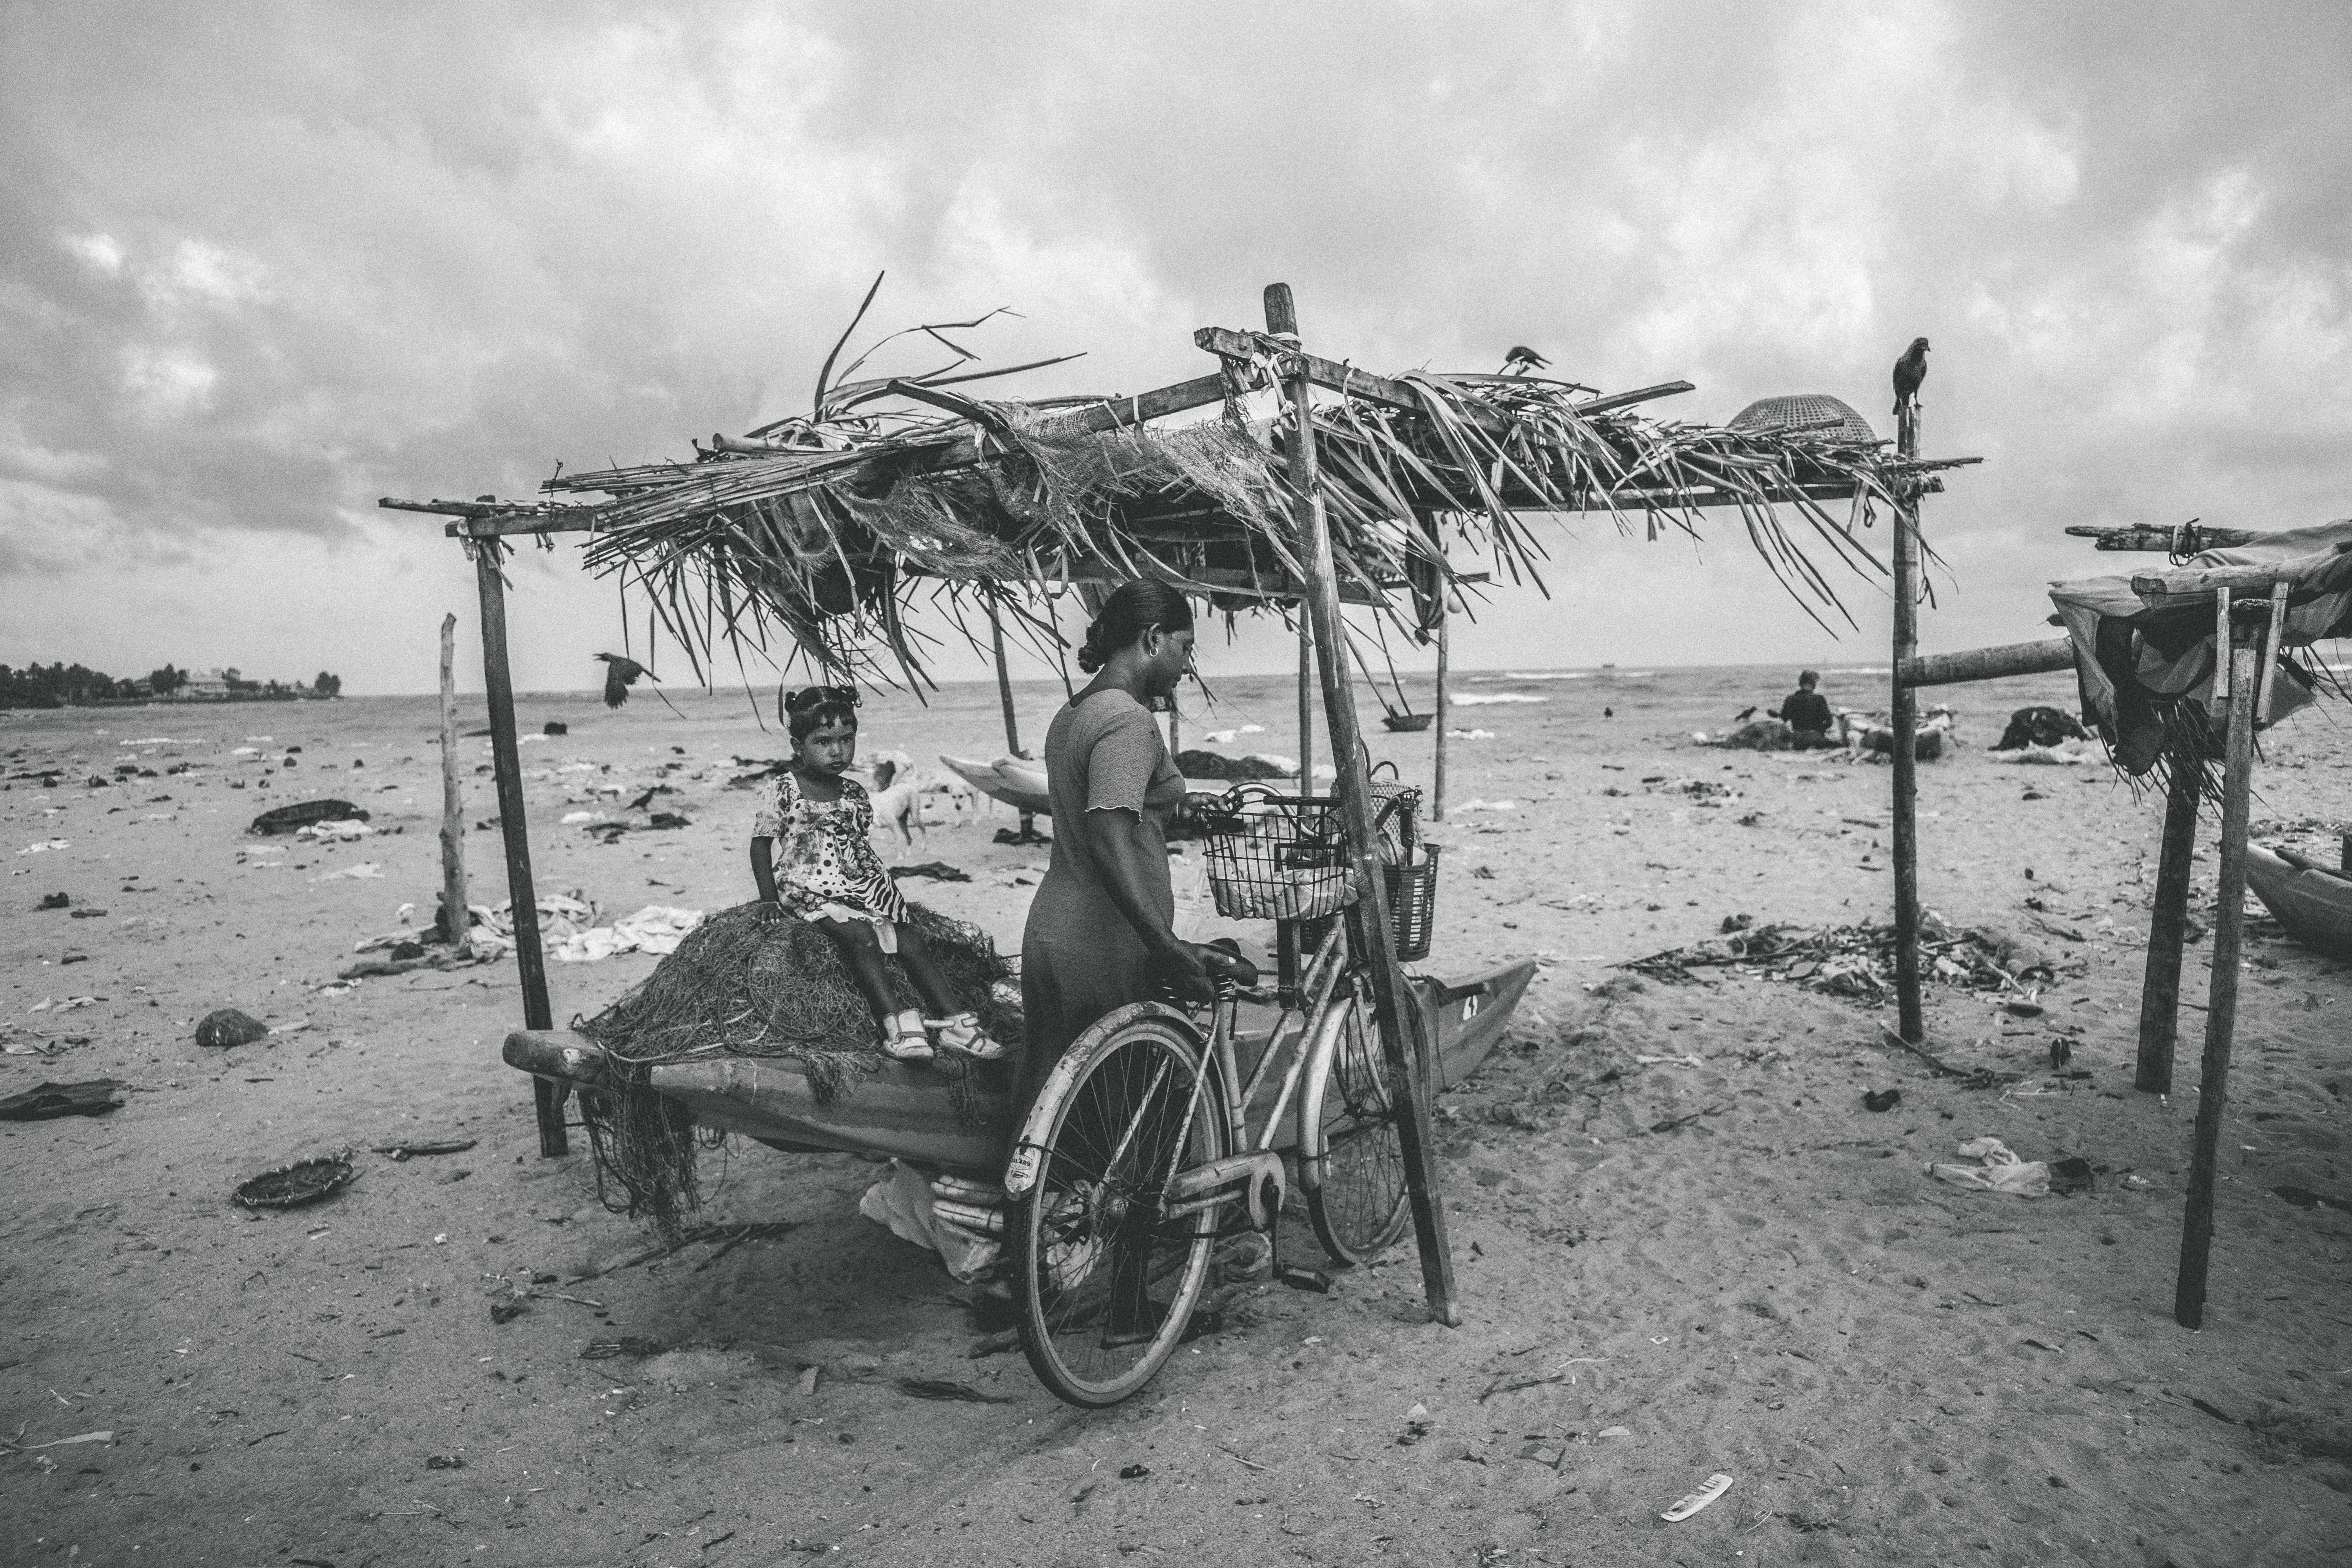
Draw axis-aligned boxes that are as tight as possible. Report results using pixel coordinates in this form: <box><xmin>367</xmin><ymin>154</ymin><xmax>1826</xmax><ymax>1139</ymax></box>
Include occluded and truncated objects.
<box><xmin>3</xmin><ymin>1</ymin><xmax>2346</xmax><ymax>696</ymax></box>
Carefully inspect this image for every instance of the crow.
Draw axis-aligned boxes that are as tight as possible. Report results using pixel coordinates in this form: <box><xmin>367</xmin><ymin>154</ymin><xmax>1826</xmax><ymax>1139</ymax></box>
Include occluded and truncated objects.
<box><xmin>1892</xmin><ymin>337</ymin><xmax>1930</xmax><ymax>417</ymax></box>
<box><xmin>1501</xmin><ymin>345</ymin><xmax>1549</xmax><ymax>375</ymax></box>
<box><xmin>594</xmin><ymin>653</ymin><xmax>659</xmax><ymax>710</ymax></box>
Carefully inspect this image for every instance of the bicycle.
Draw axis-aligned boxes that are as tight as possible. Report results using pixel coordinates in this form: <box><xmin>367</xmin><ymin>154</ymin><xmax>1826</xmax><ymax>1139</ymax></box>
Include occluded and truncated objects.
<box><xmin>1000</xmin><ymin>786</ymin><xmax>1435</xmax><ymax>1407</ymax></box>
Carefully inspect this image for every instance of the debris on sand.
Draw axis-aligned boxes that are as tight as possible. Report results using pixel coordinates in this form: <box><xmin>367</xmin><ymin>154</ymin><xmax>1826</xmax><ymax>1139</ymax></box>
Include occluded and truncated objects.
<box><xmin>888</xmin><ymin>861</ymin><xmax>971</xmax><ymax>883</ymax></box>
<box><xmin>249</xmin><ymin>800</ymin><xmax>369</xmax><ymax>836</ymax></box>
<box><xmin>1624</xmin><ymin>915</ymin><xmax>2057</xmax><ymax>999</ymax></box>
<box><xmin>0</xmin><ymin>1080</ymin><xmax>126</xmax><ymax>1121</ymax></box>
<box><xmin>196</xmin><ymin>1009</ymin><xmax>270</xmax><ymax>1049</ymax></box>
<box><xmin>543</xmin><ymin>720</ymin><xmax>568</xmax><ymax>735</ymax></box>
<box><xmin>37</xmin><ymin>891</ymin><xmax>69</xmax><ymax>910</ymax></box>
<box><xmin>232</xmin><ymin>1149</ymin><xmax>358</xmax><ymax>1209</ymax></box>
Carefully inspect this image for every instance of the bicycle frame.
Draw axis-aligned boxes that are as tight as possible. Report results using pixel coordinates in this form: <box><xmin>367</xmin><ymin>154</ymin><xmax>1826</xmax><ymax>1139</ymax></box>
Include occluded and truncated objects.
<box><xmin>1152</xmin><ymin>922</ymin><xmax>1355</xmax><ymax>1233</ymax></box>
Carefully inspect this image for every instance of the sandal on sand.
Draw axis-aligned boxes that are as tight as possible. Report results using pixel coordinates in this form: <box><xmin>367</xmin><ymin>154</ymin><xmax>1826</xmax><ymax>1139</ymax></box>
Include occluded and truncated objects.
<box><xmin>930</xmin><ymin>1012</ymin><xmax>1006</xmax><ymax>1061</ymax></box>
<box><xmin>882</xmin><ymin>1009</ymin><xmax>934</xmax><ymax>1062</ymax></box>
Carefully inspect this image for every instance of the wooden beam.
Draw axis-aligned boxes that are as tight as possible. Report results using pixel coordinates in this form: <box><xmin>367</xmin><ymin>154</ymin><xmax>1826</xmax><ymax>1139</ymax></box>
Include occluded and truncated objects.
<box><xmin>1195</xmin><ymin>325</ymin><xmax>1472</xmax><ymax>426</ymax></box>
<box><xmin>1264</xmin><ymin>282</ymin><xmax>1459</xmax><ymax>1328</ymax></box>
<box><xmin>1566</xmin><ymin>380</ymin><xmax>1695</xmax><ymax>416</ymax></box>
<box><xmin>1890</xmin><ymin>401</ymin><xmax>1925</xmax><ymax>1046</ymax></box>
<box><xmin>1896</xmin><ymin>637</ymin><xmax>2074</xmax><ymax>688</ymax></box>
<box><xmin>2136</xmin><ymin>760</ymin><xmax>2199</xmax><ymax>1094</ymax></box>
<box><xmin>437</xmin><ymin>613</ymin><xmax>470</xmax><ymax>959</ymax></box>
<box><xmin>2065</xmin><ymin>521</ymin><xmax>2264</xmax><ymax>554</ymax></box>
<box><xmin>472</xmin><ymin>548</ymin><xmax>565</xmax><ymax>1157</ymax></box>
<box><xmin>2175</xmin><ymin>629</ymin><xmax>2259</xmax><ymax>1330</ymax></box>
<box><xmin>2133</xmin><ymin>542</ymin><xmax>2352</xmax><ymax>597</ymax></box>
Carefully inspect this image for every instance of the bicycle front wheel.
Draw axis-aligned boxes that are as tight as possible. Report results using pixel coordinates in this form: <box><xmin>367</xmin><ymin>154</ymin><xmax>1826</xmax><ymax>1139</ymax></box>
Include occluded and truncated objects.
<box><xmin>1306</xmin><ymin>990</ymin><xmax>1414</xmax><ymax>1265</ymax></box>
<box><xmin>1010</xmin><ymin>1010</ymin><xmax>1227</xmax><ymax>1408</ymax></box>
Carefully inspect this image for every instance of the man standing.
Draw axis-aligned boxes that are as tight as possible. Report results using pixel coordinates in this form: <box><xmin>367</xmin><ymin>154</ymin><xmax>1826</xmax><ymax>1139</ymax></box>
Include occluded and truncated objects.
<box><xmin>1776</xmin><ymin>670</ymin><xmax>1835</xmax><ymax>750</ymax></box>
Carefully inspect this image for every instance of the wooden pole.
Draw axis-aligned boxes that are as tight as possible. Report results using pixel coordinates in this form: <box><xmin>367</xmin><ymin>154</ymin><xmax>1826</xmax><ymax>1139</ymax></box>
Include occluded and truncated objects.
<box><xmin>437</xmin><ymin>614</ymin><xmax>470</xmax><ymax>956</ymax></box>
<box><xmin>1434</xmin><ymin>592</ymin><xmax>1450</xmax><ymax>822</ymax></box>
<box><xmin>1897</xmin><ymin>637</ymin><xmax>2074</xmax><ymax>689</ymax></box>
<box><xmin>1890</xmin><ymin>399</ymin><xmax>1925</xmax><ymax>1044</ymax></box>
<box><xmin>1266</xmin><ymin>283</ymin><xmax>1458</xmax><ymax>1326</ymax></box>
<box><xmin>2175</xmin><ymin>622</ymin><xmax>2259</xmax><ymax>1330</ymax></box>
<box><xmin>987</xmin><ymin>598</ymin><xmax>1040</xmax><ymax>842</ymax></box>
<box><xmin>2134</xmin><ymin>759</ymin><xmax>2200</xmax><ymax>1094</ymax></box>
<box><xmin>472</xmin><ymin>542</ymin><xmax>565</xmax><ymax>1157</ymax></box>
<box><xmin>1298</xmin><ymin>616</ymin><xmax>1314</xmax><ymax>788</ymax></box>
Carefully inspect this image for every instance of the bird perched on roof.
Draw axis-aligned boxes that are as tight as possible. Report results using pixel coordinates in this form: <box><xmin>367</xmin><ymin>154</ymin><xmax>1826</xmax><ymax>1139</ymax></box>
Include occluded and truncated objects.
<box><xmin>1891</xmin><ymin>338</ymin><xmax>1930</xmax><ymax>417</ymax></box>
<box><xmin>593</xmin><ymin>653</ymin><xmax>659</xmax><ymax>710</ymax></box>
<box><xmin>1501</xmin><ymin>345</ymin><xmax>1549</xmax><ymax>375</ymax></box>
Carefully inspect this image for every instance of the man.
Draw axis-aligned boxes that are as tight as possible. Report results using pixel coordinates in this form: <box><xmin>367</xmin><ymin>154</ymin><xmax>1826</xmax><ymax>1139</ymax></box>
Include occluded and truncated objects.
<box><xmin>1776</xmin><ymin>670</ymin><xmax>1836</xmax><ymax>750</ymax></box>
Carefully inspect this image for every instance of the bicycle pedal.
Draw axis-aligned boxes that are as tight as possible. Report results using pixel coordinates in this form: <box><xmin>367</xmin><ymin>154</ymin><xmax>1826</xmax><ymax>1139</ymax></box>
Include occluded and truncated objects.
<box><xmin>1277</xmin><ymin>1264</ymin><xmax>1334</xmax><ymax>1294</ymax></box>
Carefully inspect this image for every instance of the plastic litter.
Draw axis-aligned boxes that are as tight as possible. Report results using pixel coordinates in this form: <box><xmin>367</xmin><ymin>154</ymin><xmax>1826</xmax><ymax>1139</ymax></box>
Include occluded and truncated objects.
<box><xmin>860</xmin><ymin>1159</ymin><xmax>1000</xmax><ymax>1282</ymax></box>
<box><xmin>1928</xmin><ymin>1135</ymin><xmax>2051</xmax><ymax>1197</ymax></box>
<box><xmin>1662</xmin><ymin>1472</ymin><xmax>1735</xmax><ymax>1522</ymax></box>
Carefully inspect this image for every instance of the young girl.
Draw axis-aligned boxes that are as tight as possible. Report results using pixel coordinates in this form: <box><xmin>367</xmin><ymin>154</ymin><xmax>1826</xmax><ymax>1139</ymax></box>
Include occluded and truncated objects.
<box><xmin>751</xmin><ymin>686</ymin><xmax>1003</xmax><ymax>1063</ymax></box>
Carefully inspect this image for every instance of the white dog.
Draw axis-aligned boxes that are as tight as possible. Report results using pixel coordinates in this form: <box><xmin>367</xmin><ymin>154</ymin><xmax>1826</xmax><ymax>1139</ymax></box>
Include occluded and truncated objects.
<box><xmin>862</xmin><ymin>749</ymin><xmax>980</xmax><ymax>850</ymax></box>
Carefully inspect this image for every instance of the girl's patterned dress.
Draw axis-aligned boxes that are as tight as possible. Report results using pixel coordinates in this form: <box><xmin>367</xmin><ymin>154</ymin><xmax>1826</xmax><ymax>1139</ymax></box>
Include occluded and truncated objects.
<box><xmin>752</xmin><ymin>770</ymin><xmax>910</xmax><ymax>952</ymax></box>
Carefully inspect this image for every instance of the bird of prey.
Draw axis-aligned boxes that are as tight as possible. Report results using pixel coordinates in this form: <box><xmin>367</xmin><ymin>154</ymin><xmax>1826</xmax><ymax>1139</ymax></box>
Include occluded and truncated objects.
<box><xmin>1892</xmin><ymin>337</ymin><xmax>1930</xmax><ymax>417</ymax></box>
<box><xmin>594</xmin><ymin>653</ymin><xmax>659</xmax><ymax>709</ymax></box>
<box><xmin>1501</xmin><ymin>345</ymin><xmax>1549</xmax><ymax>375</ymax></box>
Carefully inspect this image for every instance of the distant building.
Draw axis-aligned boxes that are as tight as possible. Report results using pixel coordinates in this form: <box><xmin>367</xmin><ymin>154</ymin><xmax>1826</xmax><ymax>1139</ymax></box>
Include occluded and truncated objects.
<box><xmin>180</xmin><ymin>668</ymin><xmax>231</xmax><ymax>699</ymax></box>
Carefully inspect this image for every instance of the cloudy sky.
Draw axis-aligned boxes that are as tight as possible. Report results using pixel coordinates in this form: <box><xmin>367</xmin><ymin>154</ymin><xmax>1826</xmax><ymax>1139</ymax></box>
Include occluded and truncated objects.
<box><xmin>4</xmin><ymin>1</ymin><xmax>2345</xmax><ymax>695</ymax></box>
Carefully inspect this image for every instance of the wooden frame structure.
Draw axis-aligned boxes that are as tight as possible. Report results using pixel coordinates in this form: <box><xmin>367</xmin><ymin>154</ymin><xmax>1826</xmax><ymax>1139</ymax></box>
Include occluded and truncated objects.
<box><xmin>1892</xmin><ymin>518</ymin><xmax>2348</xmax><ymax>1332</ymax></box>
<box><xmin>393</xmin><ymin>284</ymin><xmax>1962</xmax><ymax>1324</ymax></box>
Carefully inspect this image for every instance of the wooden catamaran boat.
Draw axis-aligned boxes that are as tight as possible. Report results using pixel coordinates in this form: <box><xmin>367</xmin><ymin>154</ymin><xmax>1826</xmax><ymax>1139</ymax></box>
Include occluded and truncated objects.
<box><xmin>2245</xmin><ymin>844</ymin><xmax>2352</xmax><ymax>961</ymax></box>
<box><xmin>504</xmin><ymin>957</ymin><xmax>1535</xmax><ymax>1177</ymax></box>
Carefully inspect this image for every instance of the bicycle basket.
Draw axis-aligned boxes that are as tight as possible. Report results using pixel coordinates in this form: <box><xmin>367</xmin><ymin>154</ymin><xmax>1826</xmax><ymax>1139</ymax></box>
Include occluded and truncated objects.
<box><xmin>1198</xmin><ymin>786</ymin><xmax>1356</xmax><ymax>923</ymax></box>
<box><xmin>1384</xmin><ymin>842</ymin><xmax>1440</xmax><ymax>963</ymax></box>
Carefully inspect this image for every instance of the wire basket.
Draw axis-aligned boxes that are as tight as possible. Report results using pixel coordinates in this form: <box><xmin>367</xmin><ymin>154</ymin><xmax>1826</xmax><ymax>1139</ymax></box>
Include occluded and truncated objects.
<box><xmin>1200</xmin><ymin>784</ymin><xmax>1425</xmax><ymax>929</ymax></box>
<box><xmin>1385</xmin><ymin>842</ymin><xmax>1440</xmax><ymax>963</ymax></box>
<box><xmin>1200</xmin><ymin>788</ymin><xmax>1356</xmax><ymax>923</ymax></box>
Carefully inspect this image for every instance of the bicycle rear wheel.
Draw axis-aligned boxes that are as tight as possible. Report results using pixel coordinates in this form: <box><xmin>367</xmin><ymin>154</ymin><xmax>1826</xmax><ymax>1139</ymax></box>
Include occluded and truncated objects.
<box><xmin>1306</xmin><ymin>989</ymin><xmax>1414</xmax><ymax>1265</ymax></box>
<box><xmin>1011</xmin><ymin>1011</ymin><xmax>1227</xmax><ymax>1408</ymax></box>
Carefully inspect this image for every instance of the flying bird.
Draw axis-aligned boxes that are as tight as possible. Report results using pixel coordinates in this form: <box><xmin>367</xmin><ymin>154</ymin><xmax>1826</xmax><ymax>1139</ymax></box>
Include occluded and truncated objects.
<box><xmin>594</xmin><ymin>653</ymin><xmax>659</xmax><ymax>710</ymax></box>
<box><xmin>1501</xmin><ymin>345</ymin><xmax>1549</xmax><ymax>375</ymax></box>
<box><xmin>1892</xmin><ymin>337</ymin><xmax>1930</xmax><ymax>417</ymax></box>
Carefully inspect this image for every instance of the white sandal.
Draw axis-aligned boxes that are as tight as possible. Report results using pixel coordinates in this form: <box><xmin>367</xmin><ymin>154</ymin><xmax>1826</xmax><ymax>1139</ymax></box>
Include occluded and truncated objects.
<box><xmin>930</xmin><ymin>1011</ymin><xmax>1006</xmax><ymax>1061</ymax></box>
<box><xmin>882</xmin><ymin>1009</ymin><xmax>934</xmax><ymax>1062</ymax></box>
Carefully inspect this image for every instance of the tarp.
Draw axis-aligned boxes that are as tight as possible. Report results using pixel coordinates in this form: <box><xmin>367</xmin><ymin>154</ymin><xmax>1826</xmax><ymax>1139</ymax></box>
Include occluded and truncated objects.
<box><xmin>2047</xmin><ymin>518</ymin><xmax>2352</xmax><ymax>775</ymax></box>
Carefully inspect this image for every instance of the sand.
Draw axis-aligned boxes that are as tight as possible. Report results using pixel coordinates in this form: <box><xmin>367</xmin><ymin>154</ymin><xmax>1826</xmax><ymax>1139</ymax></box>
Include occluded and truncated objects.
<box><xmin>2</xmin><ymin>664</ymin><xmax>2348</xmax><ymax>1568</ymax></box>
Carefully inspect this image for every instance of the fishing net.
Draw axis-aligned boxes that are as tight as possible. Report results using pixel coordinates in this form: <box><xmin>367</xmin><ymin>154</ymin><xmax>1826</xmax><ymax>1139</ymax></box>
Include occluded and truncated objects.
<box><xmin>574</xmin><ymin>900</ymin><xmax>1021</xmax><ymax>1240</ymax></box>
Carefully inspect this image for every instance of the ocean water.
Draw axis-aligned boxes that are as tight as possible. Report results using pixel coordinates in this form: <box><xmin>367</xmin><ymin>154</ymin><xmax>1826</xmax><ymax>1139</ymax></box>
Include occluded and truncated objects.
<box><xmin>2</xmin><ymin>659</ymin><xmax>2082</xmax><ymax>793</ymax></box>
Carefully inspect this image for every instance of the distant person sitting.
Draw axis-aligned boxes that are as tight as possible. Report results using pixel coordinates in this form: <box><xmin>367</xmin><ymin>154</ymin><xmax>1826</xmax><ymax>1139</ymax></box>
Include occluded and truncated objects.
<box><xmin>1775</xmin><ymin>671</ymin><xmax>1836</xmax><ymax>750</ymax></box>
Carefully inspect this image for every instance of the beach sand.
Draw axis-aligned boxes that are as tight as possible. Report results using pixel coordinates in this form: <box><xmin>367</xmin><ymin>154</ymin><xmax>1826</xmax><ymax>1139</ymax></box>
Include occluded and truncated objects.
<box><xmin>3</xmin><ymin>664</ymin><xmax>2347</xmax><ymax>1567</ymax></box>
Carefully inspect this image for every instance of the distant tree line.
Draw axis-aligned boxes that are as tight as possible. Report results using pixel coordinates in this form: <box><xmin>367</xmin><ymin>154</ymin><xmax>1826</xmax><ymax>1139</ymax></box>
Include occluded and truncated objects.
<box><xmin>0</xmin><ymin>662</ymin><xmax>344</xmax><ymax>708</ymax></box>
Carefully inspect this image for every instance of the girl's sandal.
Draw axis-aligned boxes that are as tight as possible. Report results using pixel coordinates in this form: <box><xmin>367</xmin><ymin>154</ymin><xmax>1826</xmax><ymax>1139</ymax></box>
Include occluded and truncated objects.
<box><xmin>931</xmin><ymin>1012</ymin><xmax>1007</xmax><ymax>1061</ymax></box>
<box><xmin>882</xmin><ymin>1009</ymin><xmax>935</xmax><ymax>1062</ymax></box>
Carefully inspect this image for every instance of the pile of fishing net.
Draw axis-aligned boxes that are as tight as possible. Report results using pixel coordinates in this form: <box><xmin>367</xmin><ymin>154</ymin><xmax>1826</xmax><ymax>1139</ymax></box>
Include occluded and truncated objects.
<box><xmin>574</xmin><ymin>900</ymin><xmax>1020</xmax><ymax>1239</ymax></box>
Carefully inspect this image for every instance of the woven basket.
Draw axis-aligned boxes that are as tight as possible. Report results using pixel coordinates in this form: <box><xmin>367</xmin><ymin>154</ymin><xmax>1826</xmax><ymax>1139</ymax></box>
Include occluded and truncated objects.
<box><xmin>1728</xmin><ymin>393</ymin><xmax>1878</xmax><ymax>447</ymax></box>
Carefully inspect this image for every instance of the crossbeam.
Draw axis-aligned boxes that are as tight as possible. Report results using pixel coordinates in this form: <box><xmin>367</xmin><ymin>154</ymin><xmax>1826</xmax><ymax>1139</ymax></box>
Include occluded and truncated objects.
<box><xmin>1192</xmin><ymin>325</ymin><xmax>1695</xmax><ymax>431</ymax></box>
<box><xmin>2065</xmin><ymin>522</ymin><xmax>2263</xmax><ymax>553</ymax></box>
<box><xmin>1896</xmin><ymin>637</ymin><xmax>2074</xmax><ymax>689</ymax></box>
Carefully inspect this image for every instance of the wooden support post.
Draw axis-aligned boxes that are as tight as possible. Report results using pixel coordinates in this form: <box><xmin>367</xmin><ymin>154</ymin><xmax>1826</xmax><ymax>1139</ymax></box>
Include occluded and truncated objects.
<box><xmin>1298</xmin><ymin>617</ymin><xmax>1314</xmax><ymax>788</ymax></box>
<box><xmin>1434</xmin><ymin>591</ymin><xmax>1450</xmax><ymax>822</ymax></box>
<box><xmin>437</xmin><ymin>615</ymin><xmax>470</xmax><ymax>956</ymax></box>
<box><xmin>1265</xmin><ymin>283</ymin><xmax>1458</xmax><ymax>1326</ymax></box>
<box><xmin>472</xmin><ymin>543</ymin><xmax>565</xmax><ymax>1157</ymax></box>
<box><xmin>1890</xmin><ymin>400</ymin><xmax>1925</xmax><ymax>1044</ymax></box>
<box><xmin>2175</xmin><ymin>623</ymin><xmax>2260</xmax><ymax>1330</ymax></box>
<box><xmin>987</xmin><ymin>598</ymin><xmax>1040</xmax><ymax>842</ymax></box>
<box><xmin>2135</xmin><ymin>760</ymin><xmax>2200</xmax><ymax>1094</ymax></box>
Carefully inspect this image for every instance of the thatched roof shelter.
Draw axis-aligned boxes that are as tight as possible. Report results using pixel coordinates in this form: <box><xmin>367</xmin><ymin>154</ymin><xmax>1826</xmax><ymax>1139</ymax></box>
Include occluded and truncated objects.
<box><xmin>389</xmin><ymin>304</ymin><xmax>1975</xmax><ymax>687</ymax></box>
